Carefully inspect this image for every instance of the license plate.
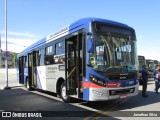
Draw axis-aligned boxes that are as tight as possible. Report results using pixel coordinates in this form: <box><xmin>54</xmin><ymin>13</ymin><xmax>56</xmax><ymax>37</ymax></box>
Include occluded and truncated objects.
<box><xmin>120</xmin><ymin>94</ymin><xmax>127</xmax><ymax>98</ymax></box>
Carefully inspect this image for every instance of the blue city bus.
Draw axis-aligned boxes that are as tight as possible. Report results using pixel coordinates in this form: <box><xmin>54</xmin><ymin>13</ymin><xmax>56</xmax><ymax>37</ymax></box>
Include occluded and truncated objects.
<box><xmin>138</xmin><ymin>56</ymin><xmax>146</xmax><ymax>70</ymax></box>
<box><xmin>146</xmin><ymin>59</ymin><xmax>155</xmax><ymax>78</ymax></box>
<box><xmin>154</xmin><ymin>60</ymin><xmax>158</xmax><ymax>67</ymax></box>
<box><xmin>17</xmin><ymin>18</ymin><xmax>139</xmax><ymax>102</ymax></box>
<box><xmin>138</xmin><ymin>55</ymin><xmax>146</xmax><ymax>85</ymax></box>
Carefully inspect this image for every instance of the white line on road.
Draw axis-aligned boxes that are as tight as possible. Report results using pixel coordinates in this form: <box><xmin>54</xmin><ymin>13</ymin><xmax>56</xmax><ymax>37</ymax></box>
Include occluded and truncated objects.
<box><xmin>20</xmin><ymin>87</ymin><xmax>99</xmax><ymax>112</ymax></box>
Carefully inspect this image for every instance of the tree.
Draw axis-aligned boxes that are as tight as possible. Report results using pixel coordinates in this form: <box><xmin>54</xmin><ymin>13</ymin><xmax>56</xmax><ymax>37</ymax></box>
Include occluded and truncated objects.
<box><xmin>0</xmin><ymin>51</ymin><xmax>18</xmax><ymax>68</ymax></box>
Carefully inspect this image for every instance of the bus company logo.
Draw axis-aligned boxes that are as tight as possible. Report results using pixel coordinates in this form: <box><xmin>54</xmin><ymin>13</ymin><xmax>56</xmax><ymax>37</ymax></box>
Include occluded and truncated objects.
<box><xmin>2</xmin><ymin>112</ymin><xmax>11</xmax><ymax>117</ymax></box>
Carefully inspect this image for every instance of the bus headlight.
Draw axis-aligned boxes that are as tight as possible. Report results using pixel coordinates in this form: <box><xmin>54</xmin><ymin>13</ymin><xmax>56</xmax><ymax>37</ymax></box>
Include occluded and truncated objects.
<box><xmin>90</xmin><ymin>74</ymin><xmax>106</xmax><ymax>87</ymax></box>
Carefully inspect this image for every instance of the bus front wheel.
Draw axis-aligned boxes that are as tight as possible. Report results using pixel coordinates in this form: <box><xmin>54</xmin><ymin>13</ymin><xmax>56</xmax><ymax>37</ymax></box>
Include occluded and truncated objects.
<box><xmin>60</xmin><ymin>82</ymin><xmax>71</xmax><ymax>103</ymax></box>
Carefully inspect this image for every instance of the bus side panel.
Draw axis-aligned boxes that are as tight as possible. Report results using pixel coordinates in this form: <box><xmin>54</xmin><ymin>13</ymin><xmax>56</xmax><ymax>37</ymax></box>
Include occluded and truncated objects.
<box><xmin>45</xmin><ymin>64</ymin><xmax>65</xmax><ymax>93</ymax></box>
<box><xmin>36</xmin><ymin>66</ymin><xmax>46</xmax><ymax>90</ymax></box>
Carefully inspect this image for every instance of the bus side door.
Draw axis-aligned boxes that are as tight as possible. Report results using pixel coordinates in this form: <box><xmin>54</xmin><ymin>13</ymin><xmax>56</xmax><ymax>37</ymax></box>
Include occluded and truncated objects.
<box><xmin>65</xmin><ymin>30</ymin><xmax>85</xmax><ymax>98</ymax></box>
<box><xmin>19</xmin><ymin>56</ymin><xmax>24</xmax><ymax>84</ymax></box>
<box><xmin>28</xmin><ymin>51</ymin><xmax>37</xmax><ymax>88</ymax></box>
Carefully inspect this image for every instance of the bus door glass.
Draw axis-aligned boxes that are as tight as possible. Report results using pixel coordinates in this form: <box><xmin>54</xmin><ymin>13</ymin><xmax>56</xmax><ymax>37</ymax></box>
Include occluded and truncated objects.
<box><xmin>65</xmin><ymin>32</ymin><xmax>84</xmax><ymax>97</ymax></box>
<box><xmin>28</xmin><ymin>51</ymin><xmax>37</xmax><ymax>87</ymax></box>
<box><xmin>33</xmin><ymin>51</ymin><xmax>38</xmax><ymax>87</ymax></box>
<box><xmin>19</xmin><ymin>57</ymin><xmax>24</xmax><ymax>84</ymax></box>
<box><xmin>28</xmin><ymin>53</ymin><xmax>32</xmax><ymax>87</ymax></box>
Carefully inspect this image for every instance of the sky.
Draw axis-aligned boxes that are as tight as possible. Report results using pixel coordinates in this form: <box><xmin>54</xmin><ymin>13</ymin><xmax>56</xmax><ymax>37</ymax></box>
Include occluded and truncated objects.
<box><xmin>0</xmin><ymin>0</ymin><xmax>160</xmax><ymax>61</ymax></box>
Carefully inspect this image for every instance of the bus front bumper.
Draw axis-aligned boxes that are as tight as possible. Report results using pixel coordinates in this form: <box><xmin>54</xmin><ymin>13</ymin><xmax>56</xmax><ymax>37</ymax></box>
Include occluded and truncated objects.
<box><xmin>88</xmin><ymin>84</ymin><xmax>139</xmax><ymax>101</ymax></box>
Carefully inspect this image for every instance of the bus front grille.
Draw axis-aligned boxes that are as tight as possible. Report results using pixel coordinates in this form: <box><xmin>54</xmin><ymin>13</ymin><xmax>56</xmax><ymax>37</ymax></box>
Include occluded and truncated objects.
<box><xmin>108</xmin><ymin>74</ymin><xmax>135</xmax><ymax>80</ymax></box>
<box><xmin>109</xmin><ymin>88</ymin><xmax>135</xmax><ymax>96</ymax></box>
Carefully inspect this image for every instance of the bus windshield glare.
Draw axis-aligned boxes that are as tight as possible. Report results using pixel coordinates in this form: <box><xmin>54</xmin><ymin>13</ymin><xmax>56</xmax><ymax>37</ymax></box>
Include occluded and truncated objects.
<box><xmin>89</xmin><ymin>34</ymin><xmax>137</xmax><ymax>72</ymax></box>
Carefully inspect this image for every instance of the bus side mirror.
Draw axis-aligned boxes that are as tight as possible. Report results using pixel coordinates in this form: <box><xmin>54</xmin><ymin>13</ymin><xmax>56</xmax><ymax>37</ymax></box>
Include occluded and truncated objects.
<box><xmin>87</xmin><ymin>38</ymin><xmax>94</xmax><ymax>53</ymax></box>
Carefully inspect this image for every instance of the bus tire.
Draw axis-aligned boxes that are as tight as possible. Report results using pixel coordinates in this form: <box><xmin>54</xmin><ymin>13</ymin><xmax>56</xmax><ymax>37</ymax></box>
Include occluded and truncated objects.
<box><xmin>26</xmin><ymin>78</ymin><xmax>32</xmax><ymax>91</ymax></box>
<box><xmin>60</xmin><ymin>82</ymin><xmax>71</xmax><ymax>103</ymax></box>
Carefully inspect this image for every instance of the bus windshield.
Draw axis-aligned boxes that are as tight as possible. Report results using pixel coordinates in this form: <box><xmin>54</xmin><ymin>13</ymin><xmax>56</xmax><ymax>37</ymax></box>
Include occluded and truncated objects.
<box><xmin>89</xmin><ymin>34</ymin><xmax>137</xmax><ymax>72</ymax></box>
<box><xmin>139</xmin><ymin>60</ymin><xmax>145</xmax><ymax>69</ymax></box>
<box><xmin>138</xmin><ymin>56</ymin><xmax>145</xmax><ymax>70</ymax></box>
<box><xmin>147</xmin><ymin>62</ymin><xmax>154</xmax><ymax>70</ymax></box>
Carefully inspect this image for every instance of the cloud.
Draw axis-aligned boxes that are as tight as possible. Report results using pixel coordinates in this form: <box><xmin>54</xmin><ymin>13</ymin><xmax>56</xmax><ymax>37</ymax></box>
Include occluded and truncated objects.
<box><xmin>0</xmin><ymin>37</ymin><xmax>38</xmax><ymax>53</ymax></box>
<box><xmin>0</xmin><ymin>31</ymin><xmax>41</xmax><ymax>53</ymax></box>
<box><xmin>1</xmin><ymin>43</ymin><xmax>26</xmax><ymax>53</ymax></box>
<box><xmin>0</xmin><ymin>31</ymin><xmax>39</xmax><ymax>38</ymax></box>
<box><xmin>1</xmin><ymin>37</ymin><xmax>35</xmax><ymax>45</ymax></box>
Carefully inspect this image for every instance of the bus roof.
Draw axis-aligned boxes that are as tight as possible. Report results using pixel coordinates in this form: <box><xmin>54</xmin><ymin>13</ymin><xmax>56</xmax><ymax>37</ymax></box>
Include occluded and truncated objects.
<box><xmin>146</xmin><ymin>59</ymin><xmax>154</xmax><ymax>62</ymax></box>
<box><xmin>138</xmin><ymin>55</ymin><xmax>145</xmax><ymax>60</ymax></box>
<box><xmin>70</xmin><ymin>17</ymin><xmax>131</xmax><ymax>29</ymax></box>
<box><xmin>17</xmin><ymin>17</ymin><xmax>133</xmax><ymax>57</ymax></box>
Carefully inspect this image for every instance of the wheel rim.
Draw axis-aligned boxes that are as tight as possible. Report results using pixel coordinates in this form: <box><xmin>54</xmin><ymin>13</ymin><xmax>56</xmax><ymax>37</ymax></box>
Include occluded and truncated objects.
<box><xmin>61</xmin><ymin>85</ymin><xmax>67</xmax><ymax>99</ymax></box>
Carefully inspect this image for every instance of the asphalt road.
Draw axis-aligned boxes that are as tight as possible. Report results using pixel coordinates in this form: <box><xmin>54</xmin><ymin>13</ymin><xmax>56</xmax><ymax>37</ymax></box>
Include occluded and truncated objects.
<box><xmin>0</xmin><ymin>69</ymin><xmax>160</xmax><ymax>120</ymax></box>
<box><xmin>0</xmin><ymin>82</ymin><xmax>160</xmax><ymax>120</ymax></box>
<box><xmin>0</xmin><ymin>87</ymin><xmax>117</xmax><ymax>120</ymax></box>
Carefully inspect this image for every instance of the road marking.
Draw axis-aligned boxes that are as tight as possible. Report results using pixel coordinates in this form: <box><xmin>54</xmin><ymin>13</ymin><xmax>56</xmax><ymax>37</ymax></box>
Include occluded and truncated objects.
<box><xmin>20</xmin><ymin>86</ymin><xmax>132</xmax><ymax>118</ymax></box>
<box><xmin>5</xmin><ymin>86</ymin><xmax>147</xmax><ymax>119</ymax></box>
<box><xmin>20</xmin><ymin>87</ymin><xmax>117</xmax><ymax>113</ymax></box>
<box><xmin>18</xmin><ymin>87</ymin><xmax>61</xmax><ymax>101</ymax></box>
<box><xmin>26</xmin><ymin>88</ymin><xmax>100</xmax><ymax>112</ymax></box>
<box><xmin>83</xmin><ymin>83</ymin><xmax>156</xmax><ymax>119</ymax></box>
<box><xmin>95</xmin><ymin>98</ymin><xmax>130</xmax><ymax>119</ymax></box>
<box><xmin>83</xmin><ymin>81</ymin><xmax>155</xmax><ymax>120</ymax></box>
<box><xmin>31</xmin><ymin>90</ymin><xmax>63</xmax><ymax>102</ymax></box>
<box><xmin>20</xmin><ymin>87</ymin><xmax>105</xmax><ymax>112</ymax></box>
<box><xmin>83</xmin><ymin>97</ymin><xmax>130</xmax><ymax>120</ymax></box>
<box><xmin>70</xmin><ymin>103</ymin><xmax>98</xmax><ymax>112</ymax></box>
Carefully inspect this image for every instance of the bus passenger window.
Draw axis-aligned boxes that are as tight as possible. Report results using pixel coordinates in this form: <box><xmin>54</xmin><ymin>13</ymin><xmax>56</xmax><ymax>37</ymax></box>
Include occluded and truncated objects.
<box><xmin>45</xmin><ymin>46</ymin><xmax>54</xmax><ymax>65</ymax></box>
<box><xmin>39</xmin><ymin>49</ymin><xmax>45</xmax><ymax>66</ymax></box>
<box><xmin>55</xmin><ymin>41</ymin><xmax>65</xmax><ymax>64</ymax></box>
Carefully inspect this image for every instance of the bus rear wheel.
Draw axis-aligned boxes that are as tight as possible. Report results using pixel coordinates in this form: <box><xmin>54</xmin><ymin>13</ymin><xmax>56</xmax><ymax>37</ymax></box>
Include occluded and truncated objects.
<box><xmin>60</xmin><ymin>82</ymin><xmax>71</xmax><ymax>103</ymax></box>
